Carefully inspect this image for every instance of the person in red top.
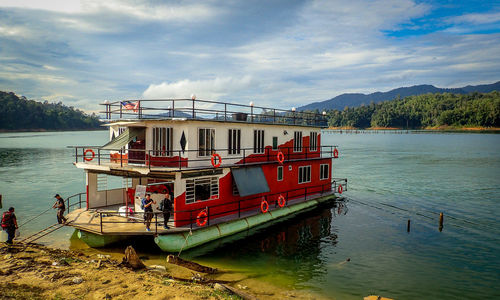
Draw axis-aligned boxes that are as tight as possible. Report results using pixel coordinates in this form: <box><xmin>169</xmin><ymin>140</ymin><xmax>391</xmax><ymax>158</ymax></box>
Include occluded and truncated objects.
<box><xmin>1</xmin><ymin>207</ymin><xmax>18</xmax><ymax>244</ymax></box>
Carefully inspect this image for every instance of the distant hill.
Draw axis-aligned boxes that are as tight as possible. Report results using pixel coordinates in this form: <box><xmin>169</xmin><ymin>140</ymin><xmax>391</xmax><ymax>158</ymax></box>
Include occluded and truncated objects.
<box><xmin>299</xmin><ymin>81</ymin><xmax>500</xmax><ymax>111</ymax></box>
<box><xmin>0</xmin><ymin>91</ymin><xmax>102</xmax><ymax>131</ymax></box>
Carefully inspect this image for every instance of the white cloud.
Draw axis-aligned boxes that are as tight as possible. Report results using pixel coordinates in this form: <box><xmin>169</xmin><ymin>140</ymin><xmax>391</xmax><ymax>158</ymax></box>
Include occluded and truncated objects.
<box><xmin>447</xmin><ymin>11</ymin><xmax>500</xmax><ymax>26</ymax></box>
<box><xmin>142</xmin><ymin>76</ymin><xmax>256</xmax><ymax>100</ymax></box>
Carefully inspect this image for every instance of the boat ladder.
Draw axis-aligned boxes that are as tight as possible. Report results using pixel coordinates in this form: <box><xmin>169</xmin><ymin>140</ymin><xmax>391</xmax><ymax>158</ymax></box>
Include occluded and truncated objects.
<box><xmin>20</xmin><ymin>222</ymin><xmax>69</xmax><ymax>244</ymax></box>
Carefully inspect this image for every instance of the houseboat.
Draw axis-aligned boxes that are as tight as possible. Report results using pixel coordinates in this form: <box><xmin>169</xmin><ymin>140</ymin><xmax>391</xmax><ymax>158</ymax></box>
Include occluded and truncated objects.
<box><xmin>65</xmin><ymin>97</ymin><xmax>347</xmax><ymax>252</ymax></box>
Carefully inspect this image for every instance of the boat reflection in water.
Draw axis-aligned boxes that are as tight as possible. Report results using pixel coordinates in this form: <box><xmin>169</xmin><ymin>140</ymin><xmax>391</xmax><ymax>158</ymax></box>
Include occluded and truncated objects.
<box><xmin>183</xmin><ymin>200</ymin><xmax>349</xmax><ymax>286</ymax></box>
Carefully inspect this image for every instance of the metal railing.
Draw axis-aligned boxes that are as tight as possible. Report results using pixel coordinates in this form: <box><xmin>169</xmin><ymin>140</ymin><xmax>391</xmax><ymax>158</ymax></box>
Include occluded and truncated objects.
<box><xmin>69</xmin><ymin>145</ymin><xmax>339</xmax><ymax>171</ymax></box>
<box><xmin>66</xmin><ymin>192</ymin><xmax>86</xmax><ymax>214</ymax></box>
<box><xmin>102</xmin><ymin>98</ymin><xmax>328</xmax><ymax>127</ymax></box>
<box><xmin>92</xmin><ymin>178</ymin><xmax>347</xmax><ymax>234</ymax></box>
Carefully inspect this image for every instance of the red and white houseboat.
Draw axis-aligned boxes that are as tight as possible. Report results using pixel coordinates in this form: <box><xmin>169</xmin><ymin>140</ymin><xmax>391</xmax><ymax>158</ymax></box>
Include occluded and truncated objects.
<box><xmin>65</xmin><ymin>97</ymin><xmax>347</xmax><ymax>252</ymax></box>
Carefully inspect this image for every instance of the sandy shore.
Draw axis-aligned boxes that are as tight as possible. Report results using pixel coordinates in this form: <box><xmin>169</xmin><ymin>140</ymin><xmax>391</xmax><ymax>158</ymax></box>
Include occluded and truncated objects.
<box><xmin>0</xmin><ymin>243</ymin><xmax>322</xmax><ymax>300</ymax></box>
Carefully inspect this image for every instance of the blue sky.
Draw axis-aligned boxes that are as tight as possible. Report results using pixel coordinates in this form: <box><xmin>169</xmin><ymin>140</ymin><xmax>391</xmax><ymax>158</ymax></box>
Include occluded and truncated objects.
<box><xmin>0</xmin><ymin>0</ymin><xmax>499</xmax><ymax>112</ymax></box>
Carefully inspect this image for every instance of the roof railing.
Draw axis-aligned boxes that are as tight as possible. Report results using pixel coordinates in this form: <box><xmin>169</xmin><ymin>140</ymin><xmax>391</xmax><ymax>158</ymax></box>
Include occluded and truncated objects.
<box><xmin>101</xmin><ymin>98</ymin><xmax>328</xmax><ymax>127</ymax></box>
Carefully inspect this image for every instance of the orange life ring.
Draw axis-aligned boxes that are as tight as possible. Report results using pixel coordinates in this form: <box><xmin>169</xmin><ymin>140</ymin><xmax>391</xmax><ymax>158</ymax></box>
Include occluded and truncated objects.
<box><xmin>333</xmin><ymin>148</ymin><xmax>339</xmax><ymax>158</ymax></box>
<box><xmin>261</xmin><ymin>199</ymin><xmax>269</xmax><ymax>213</ymax></box>
<box><xmin>277</xmin><ymin>151</ymin><xmax>284</xmax><ymax>164</ymax></box>
<box><xmin>338</xmin><ymin>184</ymin><xmax>343</xmax><ymax>194</ymax></box>
<box><xmin>196</xmin><ymin>210</ymin><xmax>208</xmax><ymax>227</ymax></box>
<box><xmin>211</xmin><ymin>153</ymin><xmax>222</xmax><ymax>168</ymax></box>
<box><xmin>84</xmin><ymin>149</ymin><xmax>95</xmax><ymax>161</ymax></box>
<box><xmin>277</xmin><ymin>195</ymin><xmax>286</xmax><ymax>208</ymax></box>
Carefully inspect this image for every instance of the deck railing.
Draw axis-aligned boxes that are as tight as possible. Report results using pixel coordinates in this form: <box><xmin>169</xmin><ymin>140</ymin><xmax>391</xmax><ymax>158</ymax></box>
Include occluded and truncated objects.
<box><xmin>87</xmin><ymin>178</ymin><xmax>347</xmax><ymax>234</ymax></box>
<box><xmin>69</xmin><ymin>145</ymin><xmax>339</xmax><ymax>171</ymax></box>
<box><xmin>102</xmin><ymin>98</ymin><xmax>328</xmax><ymax>127</ymax></box>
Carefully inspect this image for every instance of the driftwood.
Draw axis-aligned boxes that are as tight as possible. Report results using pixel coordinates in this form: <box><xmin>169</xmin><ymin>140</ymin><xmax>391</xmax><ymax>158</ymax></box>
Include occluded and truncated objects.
<box><xmin>166</xmin><ymin>255</ymin><xmax>217</xmax><ymax>274</ymax></box>
<box><xmin>122</xmin><ymin>246</ymin><xmax>146</xmax><ymax>269</ymax></box>
<box><xmin>214</xmin><ymin>283</ymin><xmax>258</xmax><ymax>300</ymax></box>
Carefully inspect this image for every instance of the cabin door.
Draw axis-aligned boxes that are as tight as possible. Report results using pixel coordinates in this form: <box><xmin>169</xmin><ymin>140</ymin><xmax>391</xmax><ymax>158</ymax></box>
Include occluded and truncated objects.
<box><xmin>128</xmin><ymin>127</ymin><xmax>146</xmax><ymax>164</ymax></box>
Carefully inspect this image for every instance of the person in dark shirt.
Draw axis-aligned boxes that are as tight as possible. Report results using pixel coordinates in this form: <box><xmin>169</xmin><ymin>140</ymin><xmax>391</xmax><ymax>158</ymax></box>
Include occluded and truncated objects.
<box><xmin>157</xmin><ymin>190</ymin><xmax>173</xmax><ymax>229</ymax></box>
<box><xmin>52</xmin><ymin>194</ymin><xmax>67</xmax><ymax>224</ymax></box>
<box><xmin>143</xmin><ymin>194</ymin><xmax>156</xmax><ymax>231</ymax></box>
<box><xmin>1</xmin><ymin>207</ymin><xmax>18</xmax><ymax>244</ymax></box>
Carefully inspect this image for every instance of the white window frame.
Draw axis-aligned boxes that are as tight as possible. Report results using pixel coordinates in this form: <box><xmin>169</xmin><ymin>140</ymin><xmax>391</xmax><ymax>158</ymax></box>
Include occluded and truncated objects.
<box><xmin>254</xmin><ymin>129</ymin><xmax>265</xmax><ymax>154</ymax></box>
<box><xmin>298</xmin><ymin>165</ymin><xmax>311</xmax><ymax>184</ymax></box>
<box><xmin>185</xmin><ymin>176</ymin><xmax>219</xmax><ymax>204</ymax></box>
<box><xmin>198</xmin><ymin>128</ymin><xmax>216</xmax><ymax>157</ymax></box>
<box><xmin>152</xmin><ymin>127</ymin><xmax>173</xmax><ymax>157</ymax></box>
<box><xmin>228</xmin><ymin>128</ymin><xmax>241</xmax><ymax>155</ymax></box>
<box><xmin>294</xmin><ymin>131</ymin><xmax>303</xmax><ymax>152</ymax></box>
<box><xmin>310</xmin><ymin>132</ymin><xmax>318</xmax><ymax>151</ymax></box>
<box><xmin>277</xmin><ymin>166</ymin><xmax>283</xmax><ymax>181</ymax></box>
<box><xmin>320</xmin><ymin>164</ymin><xmax>329</xmax><ymax>180</ymax></box>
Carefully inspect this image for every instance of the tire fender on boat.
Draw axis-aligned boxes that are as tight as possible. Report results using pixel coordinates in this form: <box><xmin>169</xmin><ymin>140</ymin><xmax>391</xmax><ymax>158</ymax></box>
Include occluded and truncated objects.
<box><xmin>84</xmin><ymin>149</ymin><xmax>95</xmax><ymax>161</ymax></box>
<box><xmin>261</xmin><ymin>199</ymin><xmax>269</xmax><ymax>213</ymax></box>
<box><xmin>196</xmin><ymin>210</ymin><xmax>208</xmax><ymax>227</ymax></box>
<box><xmin>211</xmin><ymin>153</ymin><xmax>222</xmax><ymax>168</ymax></box>
<box><xmin>277</xmin><ymin>195</ymin><xmax>286</xmax><ymax>208</ymax></box>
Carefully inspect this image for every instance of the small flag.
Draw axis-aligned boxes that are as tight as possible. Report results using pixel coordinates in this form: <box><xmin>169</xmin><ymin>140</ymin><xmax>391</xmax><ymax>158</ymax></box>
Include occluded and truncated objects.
<box><xmin>121</xmin><ymin>101</ymin><xmax>139</xmax><ymax>112</ymax></box>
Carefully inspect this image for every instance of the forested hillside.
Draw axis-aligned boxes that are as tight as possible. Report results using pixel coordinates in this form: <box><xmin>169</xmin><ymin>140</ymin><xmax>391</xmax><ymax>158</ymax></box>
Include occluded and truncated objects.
<box><xmin>326</xmin><ymin>91</ymin><xmax>500</xmax><ymax>129</ymax></box>
<box><xmin>0</xmin><ymin>91</ymin><xmax>101</xmax><ymax>130</ymax></box>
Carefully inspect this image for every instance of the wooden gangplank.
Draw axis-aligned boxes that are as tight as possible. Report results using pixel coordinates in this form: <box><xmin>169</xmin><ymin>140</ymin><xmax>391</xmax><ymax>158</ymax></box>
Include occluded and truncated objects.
<box><xmin>20</xmin><ymin>223</ymin><xmax>67</xmax><ymax>244</ymax></box>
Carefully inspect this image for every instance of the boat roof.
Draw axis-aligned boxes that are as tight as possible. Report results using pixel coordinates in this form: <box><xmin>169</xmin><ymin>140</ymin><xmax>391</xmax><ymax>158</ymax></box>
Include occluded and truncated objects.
<box><xmin>101</xmin><ymin>98</ymin><xmax>328</xmax><ymax>128</ymax></box>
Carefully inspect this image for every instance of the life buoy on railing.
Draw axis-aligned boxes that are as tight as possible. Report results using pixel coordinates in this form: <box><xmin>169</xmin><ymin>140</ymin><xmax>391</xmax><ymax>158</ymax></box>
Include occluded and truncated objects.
<box><xmin>261</xmin><ymin>199</ymin><xmax>269</xmax><ymax>213</ymax></box>
<box><xmin>333</xmin><ymin>148</ymin><xmax>339</xmax><ymax>158</ymax></box>
<box><xmin>83</xmin><ymin>149</ymin><xmax>95</xmax><ymax>161</ymax></box>
<box><xmin>196</xmin><ymin>210</ymin><xmax>208</xmax><ymax>227</ymax></box>
<box><xmin>211</xmin><ymin>153</ymin><xmax>222</xmax><ymax>168</ymax></box>
<box><xmin>338</xmin><ymin>184</ymin><xmax>343</xmax><ymax>194</ymax></box>
<box><xmin>277</xmin><ymin>151</ymin><xmax>285</xmax><ymax>164</ymax></box>
<box><xmin>277</xmin><ymin>194</ymin><xmax>286</xmax><ymax>208</ymax></box>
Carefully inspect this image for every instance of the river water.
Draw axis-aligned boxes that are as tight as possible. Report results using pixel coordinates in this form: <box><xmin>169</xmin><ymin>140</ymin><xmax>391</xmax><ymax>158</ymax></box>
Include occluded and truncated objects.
<box><xmin>0</xmin><ymin>130</ymin><xmax>499</xmax><ymax>299</ymax></box>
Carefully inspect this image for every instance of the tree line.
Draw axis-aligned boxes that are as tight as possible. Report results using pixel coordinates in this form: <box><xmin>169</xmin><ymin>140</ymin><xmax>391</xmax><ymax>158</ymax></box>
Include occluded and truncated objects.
<box><xmin>0</xmin><ymin>91</ymin><xmax>101</xmax><ymax>130</ymax></box>
<box><xmin>324</xmin><ymin>91</ymin><xmax>500</xmax><ymax>129</ymax></box>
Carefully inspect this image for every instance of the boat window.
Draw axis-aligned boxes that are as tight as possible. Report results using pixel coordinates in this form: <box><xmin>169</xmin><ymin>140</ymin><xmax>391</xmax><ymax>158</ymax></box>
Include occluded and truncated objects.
<box><xmin>310</xmin><ymin>132</ymin><xmax>318</xmax><ymax>151</ymax></box>
<box><xmin>272</xmin><ymin>137</ymin><xmax>278</xmax><ymax>150</ymax></box>
<box><xmin>320</xmin><ymin>164</ymin><xmax>329</xmax><ymax>180</ymax></box>
<box><xmin>198</xmin><ymin>128</ymin><xmax>215</xmax><ymax>156</ymax></box>
<box><xmin>277</xmin><ymin>166</ymin><xmax>283</xmax><ymax>181</ymax></box>
<box><xmin>294</xmin><ymin>131</ymin><xmax>303</xmax><ymax>152</ymax></box>
<box><xmin>254</xmin><ymin>129</ymin><xmax>265</xmax><ymax>154</ymax></box>
<box><xmin>228</xmin><ymin>129</ymin><xmax>241</xmax><ymax>155</ymax></box>
<box><xmin>152</xmin><ymin>127</ymin><xmax>173</xmax><ymax>157</ymax></box>
<box><xmin>186</xmin><ymin>176</ymin><xmax>219</xmax><ymax>204</ymax></box>
<box><xmin>298</xmin><ymin>165</ymin><xmax>311</xmax><ymax>184</ymax></box>
<box><xmin>97</xmin><ymin>174</ymin><xmax>132</xmax><ymax>191</ymax></box>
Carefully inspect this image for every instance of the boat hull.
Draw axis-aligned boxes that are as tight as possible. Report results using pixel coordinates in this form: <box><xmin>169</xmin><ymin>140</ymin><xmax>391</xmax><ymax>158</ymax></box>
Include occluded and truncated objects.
<box><xmin>77</xmin><ymin>229</ymin><xmax>129</xmax><ymax>248</ymax></box>
<box><xmin>154</xmin><ymin>194</ymin><xmax>336</xmax><ymax>252</ymax></box>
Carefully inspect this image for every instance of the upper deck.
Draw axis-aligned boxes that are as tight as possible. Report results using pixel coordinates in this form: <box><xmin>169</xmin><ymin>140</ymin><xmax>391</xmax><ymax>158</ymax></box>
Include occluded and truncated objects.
<box><xmin>102</xmin><ymin>98</ymin><xmax>328</xmax><ymax>128</ymax></box>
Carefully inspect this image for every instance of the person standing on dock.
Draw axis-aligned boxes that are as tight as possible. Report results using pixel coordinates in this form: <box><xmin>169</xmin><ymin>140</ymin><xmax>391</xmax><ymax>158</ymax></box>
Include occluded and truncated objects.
<box><xmin>52</xmin><ymin>194</ymin><xmax>67</xmax><ymax>224</ymax></box>
<box><xmin>143</xmin><ymin>194</ymin><xmax>156</xmax><ymax>231</ymax></box>
<box><xmin>1</xmin><ymin>207</ymin><xmax>18</xmax><ymax>244</ymax></box>
<box><xmin>158</xmin><ymin>190</ymin><xmax>173</xmax><ymax>229</ymax></box>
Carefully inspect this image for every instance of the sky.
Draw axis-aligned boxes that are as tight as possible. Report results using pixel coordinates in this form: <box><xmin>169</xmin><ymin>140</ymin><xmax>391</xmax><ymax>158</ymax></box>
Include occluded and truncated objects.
<box><xmin>0</xmin><ymin>0</ymin><xmax>499</xmax><ymax>112</ymax></box>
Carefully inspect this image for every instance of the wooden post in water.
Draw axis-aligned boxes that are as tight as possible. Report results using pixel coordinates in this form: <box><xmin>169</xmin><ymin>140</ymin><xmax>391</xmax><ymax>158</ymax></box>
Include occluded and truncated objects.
<box><xmin>0</xmin><ymin>194</ymin><xmax>2</xmax><ymax>209</ymax></box>
<box><xmin>439</xmin><ymin>212</ymin><xmax>444</xmax><ymax>232</ymax></box>
<box><xmin>407</xmin><ymin>219</ymin><xmax>411</xmax><ymax>233</ymax></box>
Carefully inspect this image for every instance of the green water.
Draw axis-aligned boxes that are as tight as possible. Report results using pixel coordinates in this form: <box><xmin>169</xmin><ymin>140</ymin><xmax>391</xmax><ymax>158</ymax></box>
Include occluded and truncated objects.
<box><xmin>1</xmin><ymin>131</ymin><xmax>499</xmax><ymax>299</ymax></box>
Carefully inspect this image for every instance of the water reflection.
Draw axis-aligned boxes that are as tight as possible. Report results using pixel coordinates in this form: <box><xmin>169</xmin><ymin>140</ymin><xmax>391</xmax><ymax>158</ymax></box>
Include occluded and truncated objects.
<box><xmin>185</xmin><ymin>201</ymin><xmax>349</xmax><ymax>287</ymax></box>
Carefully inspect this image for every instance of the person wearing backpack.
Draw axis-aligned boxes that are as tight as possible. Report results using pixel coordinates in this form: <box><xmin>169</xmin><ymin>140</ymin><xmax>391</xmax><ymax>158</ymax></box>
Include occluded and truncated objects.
<box><xmin>2</xmin><ymin>207</ymin><xmax>18</xmax><ymax>244</ymax></box>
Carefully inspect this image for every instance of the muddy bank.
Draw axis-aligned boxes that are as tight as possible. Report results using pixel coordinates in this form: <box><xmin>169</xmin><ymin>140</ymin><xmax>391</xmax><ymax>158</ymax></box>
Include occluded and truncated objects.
<box><xmin>0</xmin><ymin>243</ymin><xmax>320</xmax><ymax>300</ymax></box>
